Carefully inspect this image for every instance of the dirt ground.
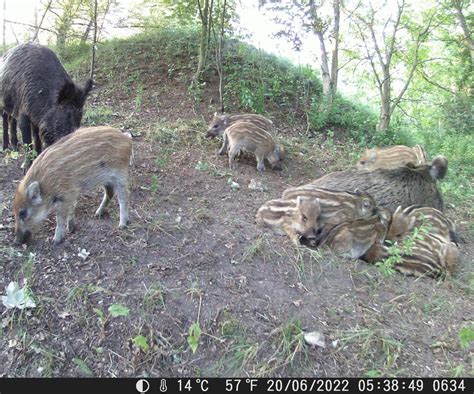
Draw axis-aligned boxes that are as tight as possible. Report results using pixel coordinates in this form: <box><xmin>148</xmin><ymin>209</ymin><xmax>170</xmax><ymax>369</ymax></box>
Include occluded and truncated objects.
<box><xmin>0</xmin><ymin>75</ymin><xmax>472</xmax><ymax>377</ymax></box>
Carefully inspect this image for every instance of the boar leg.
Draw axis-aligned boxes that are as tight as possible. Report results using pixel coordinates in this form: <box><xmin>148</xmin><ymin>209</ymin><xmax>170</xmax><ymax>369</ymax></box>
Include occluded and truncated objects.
<box><xmin>10</xmin><ymin>117</ymin><xmax>18</xmax><ymax>150</ymax></box>
<box><xmin>217</xmin><ymin>133</ymin><xmax>228</xmax><ymax>155</ymax></box>
<box><xmin>2</xmin><ymin>112</ymin><xmax>9</xmax><ymax>150</ymax></box>
<box><xmin>20</xmin><ymin>115</ymin><xmax>33</xmax><ymax>170</ymax></box>
<box><xmin>95</xmin><ymin>185</ymin><xmax>115</xmax><ymax>218</ymax></box>
<box><xmin>114</xmin><ymin>180</ymin><xmax>129</xmax><ymax>228</ymax></box>
<box><xmin>53</xmin><ymin>211</ymin><xmax>68</xmax><ymax>245</ymax></box>
<box><xmin>256</xmin><ymin>154</ymin><xmax>266</xmax><ymax>172</ymax></box>
<box><xmin>67</xmin><ymin>212</ymin><xmax>76</xmax><ymax>233</ymax></box>
<box><xmin>228</xmin><ymin>146</ymin><xmax>239</xmax><ymax>170</ymax></box>
<box><xmin>32</xmin><ymin>125</ymin><xmax>42</xmax><ymax>155</ymax></box>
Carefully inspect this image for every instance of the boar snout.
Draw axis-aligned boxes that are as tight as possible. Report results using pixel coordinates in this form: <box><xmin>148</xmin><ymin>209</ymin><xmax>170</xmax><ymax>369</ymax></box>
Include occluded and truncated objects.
<box><xmin>206</xmin><ymin>129</ymin><xmax>218</xmax><ymax>138</ymax></box>
<box><xmin>271</xmin><ymin>162</ymin><xmax>282</xmax><ymax>170</ymax></box>
<box><xmin>15</xmin><ymin>228</ymin><xmax>32</xmax><ymax>245</ymax></box>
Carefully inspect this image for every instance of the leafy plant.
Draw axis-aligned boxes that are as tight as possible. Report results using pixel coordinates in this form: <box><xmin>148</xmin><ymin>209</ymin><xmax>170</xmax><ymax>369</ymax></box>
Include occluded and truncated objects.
<box><xmin>2</xmin><ymin>150</ymin><xmax>19</xmax><ymax>165</ymax></box>
<box><xmin>187</xmin><ymin>322</ymin><xmax>202</xmax><ymax>354</ymax></box>
<box><xmin>132</xmin><ymin>335</ymin><xmax>150</xmax><ymax>352</ymax></box>
<box><xmin>2</xmin><ymin>281</ymin><xmax>36</xmax><ymax>310</ymax></box>
<box><xmin>73</xmin><ymin>358</ymin><xmax>94</xmax><ymax>377</ymax></box>
<box><xmin>108</xmin><ymin>304</ymin><xmax>130</xmax><ymax>317</ymax></box>
<box><xmin>375</xmin><ymin>217</ymin><xmax>430</xmax><ymax>277</ymax></box>
<box><xmin>458</xmin><ymin>325</ymin><xmax>474</xmax><ymax>350</ymax></box>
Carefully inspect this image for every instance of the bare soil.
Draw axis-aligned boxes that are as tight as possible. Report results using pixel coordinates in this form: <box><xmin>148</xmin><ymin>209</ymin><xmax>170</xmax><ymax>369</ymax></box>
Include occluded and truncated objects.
<box><xmin>0</xmin><ymin>71</ymin><xmax>472</xmax><ymax>378</ymax></box>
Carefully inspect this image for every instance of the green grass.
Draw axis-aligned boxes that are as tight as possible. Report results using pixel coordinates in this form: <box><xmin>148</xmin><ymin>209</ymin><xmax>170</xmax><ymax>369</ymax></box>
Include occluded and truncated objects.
<box><xmin>82</xmin><ymin>105</ymin><xmax>115</xmax><ymax>126</ymax></box>
<box><xmin>336</xmin><ymin>328</ymin><xmax>403</xmax><ymax>376</ymax></box>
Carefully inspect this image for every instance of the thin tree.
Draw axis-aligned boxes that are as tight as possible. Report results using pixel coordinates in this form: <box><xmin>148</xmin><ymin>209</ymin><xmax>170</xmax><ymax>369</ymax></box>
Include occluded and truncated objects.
<box><xmin>451</xmin><ymin>0</ymin><xmax>473</xmax><ymax>63</ymax></box>
<box><xmin>352</xmin><ymin>0</ymin><xmax>432</xmax><ymax>132</ymax></box>
<box><xmin>195</xmin><ymin>0</ymin><xmax>214</xmax><ymax>83</ymax></box>
<box><xmin>307</xmin><ymin>0</ymin><xmax>340</xmax><ymax>107</ymax></box>
<box><xmin>265</xmin><ymin>0</ymin><xmax>342</xmax><ymax>108</ymax></box>
<box><xmin>32</xmin><ymin>0</ymin><xmax>53</xmax><ymax>42</ymax></box>
<box><xmin>212</xmin><ymin>0</ymin><xmax>227</xmax><ymax>112</ymax></box>
<box><xmin>90</xmin><ymin>0</ymin><xmax>97</xmax><ymax>79</ymax></box>
<box><xmin>3</xmin><ymin>0</ymin><xmax>6</xmax><ymax>52</ymax></box>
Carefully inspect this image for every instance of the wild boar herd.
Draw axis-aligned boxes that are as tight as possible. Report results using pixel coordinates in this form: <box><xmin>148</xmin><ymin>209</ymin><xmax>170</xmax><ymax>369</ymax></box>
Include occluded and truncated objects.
<box><xmin>207</xmin><ymin>113</ymin><xmax>460</xmax><ymax>279</ymax></box>
<box><xmin>1</xmin><ymin>43</ymin><xmax>462</xmax><ymax>280</ymax></box>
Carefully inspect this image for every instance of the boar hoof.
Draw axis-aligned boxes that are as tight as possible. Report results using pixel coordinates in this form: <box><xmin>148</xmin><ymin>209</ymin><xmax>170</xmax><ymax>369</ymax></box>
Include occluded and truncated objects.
<box><xmin>95</xmin><ymin>210</ymin><xmax>108</xmax><ymax>219</ymax></box>
<box><xmin>52</xmin><ymin>236</ymin><xmax>64</xmax><ymax>245</ymax></box>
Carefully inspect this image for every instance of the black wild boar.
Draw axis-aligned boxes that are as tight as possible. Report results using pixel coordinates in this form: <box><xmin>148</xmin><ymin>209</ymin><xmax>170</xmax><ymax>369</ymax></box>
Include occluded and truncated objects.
<box><xmin>0</xmin><ymin>43</ymin><xmax>93</xmax><ymax>162</ymax></box>
<box><xmin>310</xmin><ymin>157</ymin><xmax>448</xmax><ymax>212</ymax></box>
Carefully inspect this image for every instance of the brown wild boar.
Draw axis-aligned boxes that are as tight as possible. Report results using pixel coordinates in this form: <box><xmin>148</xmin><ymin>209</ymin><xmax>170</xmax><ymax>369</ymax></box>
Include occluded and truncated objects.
<box><xmin>256</xmin><ymin>196</ymin><xmax>321</xmax><ymax>245</ymax></box>
<box><xmin>317</xmin><ymin>208</ymin><xmax>391</xmax><ymax>259</ymax></box>
<box><xmin>282</xmin><ymin>186</ymin><xmax>377</xmax><ymax>229</ymax></box>
<box><xmin>362</xmin><ymin>234</ymin><xmax>459</xmax><ymax>278</ymax></box>
<box><xmin>13</xmin><ymin>126</ymin><xmax>132</xmax><ymax>245</ymax></box>
<box><xmin>310</xmin><ymin>156</ymin><xmax>448</xmax><ymax>212</ymax></box>
<box><xmin>357</xmin><ymin>144</ymin><xmax>427</xmax><ymax>170</ymax></box>
<box><xmin>225</xmin><ymin>122</ymin><xmax>284</xmax><ymax>171</ymax></box>
<box><xmin>206</xmin><ymin>112</ymin><xmax>274</xmax><ymax>151</ymax></box>
<box><xmin>388</xmin><ymin>205</ymin><xmax>459</xmax><ymax>244</ymax></box>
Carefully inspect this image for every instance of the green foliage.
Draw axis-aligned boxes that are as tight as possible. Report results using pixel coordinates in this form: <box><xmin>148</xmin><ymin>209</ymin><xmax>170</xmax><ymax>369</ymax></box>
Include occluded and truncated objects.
<box><xmin>376</xmin><ymin>218</ymin><xmax>431</xmax><ymax>277</ymax></box>
<box><xmin>2</xmin><ymin>150</ymin><xmax>19</xmax><ymax>165</ymax></box>
<box><xmin>223</xmin><ymin>42</ymin><xmax>377</xmax><ymax>137</ymax></box>
<box><xmin>187</xmin><ymin>322</ymin><xmax>202</xmax><ymax>354</ymax></box>
<box><xmin>458</xmin><ymin>325</ymin><xmax>474</xmax><ymax>350</ymax></box>
<box><xmin>108</xmin><ymin>304</ymin><xmax>130</xmax><ymax>317</ymax></box>
<box><xmin>73</xmin><ymin>357</ymin><xmax>94</xmax><ymax>377</ymax></box>
<box><xmin>132</xmin><ymin>335</ymin><xmax>150</xmax><ymax>352</ymax></box>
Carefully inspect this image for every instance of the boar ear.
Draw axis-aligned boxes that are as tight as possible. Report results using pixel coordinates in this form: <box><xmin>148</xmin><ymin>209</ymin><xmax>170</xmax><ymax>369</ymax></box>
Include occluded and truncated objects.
<box><xmin>57</xmin><ymin>81</ymin><xmax>79</xmax><ymax>105</ymax></box>
<box><xmin>83</xmin><ymin>79</ymin><xmax>93</xmax><ymax>98</ymax></box>
<box><xmin>26</xmin><ymin>181</ymin><xmax>42</xmax><ymax>206</ymax></box>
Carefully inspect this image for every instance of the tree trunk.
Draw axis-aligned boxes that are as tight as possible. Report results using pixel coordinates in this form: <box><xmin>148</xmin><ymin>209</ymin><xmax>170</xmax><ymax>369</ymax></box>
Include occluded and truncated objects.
<box><xmin>311</xmin><ymin>0</ymin><xmax>339</xmax><ymax>108</ymax></box>
<box><xmin>81</xmin><ymin>19</ymin><xmax>92</xmax><ymax>44</ymax></box>
<box><xmin>377</xmin><ymin>66</ymin><xmax>391</xmax><ymax>132</ymax></box>
<box><xmin>328</xmin><ymin>0</ymin><xmax>340</xmax><ymax>106</ymax></box>
<box><xmin>3</xmin><ymin>0</ymin><xmax>6</xmax><ymax>52</ymax></box>
<box><xmin>217</xmin><ymin>0</ymin><xmax>227</xmax><ymax>112</ymax></box>
<box><xmin>32</xmin><ymin>0</ymin><xmax>53</xmax><ymax>42</ymax></box>
<box><xmin>316</xmin><ymin>30</ymin><xmax>331</xmax><ymax>97</ymax></box>
<box><xmin>90</xmin><ymin>0</ymin><xmax>97</xmax><ymax>79</ymax></box>
<box><xmin>195</xmin><ymin>0</ymin><xmax>210</xmax><ymax>82</ymax></box>
<box><xmin>452</xmin><ymin>0</ymin><xmax>474</xmax><ymax>63</ymax></box>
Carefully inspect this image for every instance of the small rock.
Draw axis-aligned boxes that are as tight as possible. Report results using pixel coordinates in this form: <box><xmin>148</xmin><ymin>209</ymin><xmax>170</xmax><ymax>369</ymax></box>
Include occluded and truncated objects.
<box><xmin>77</xmin><ymin>248</ymin><xmax>90</xmax><ymax>261</ymax></box>
<box><xmin>304</xmin><ymin>331</ymin><xmax>326</xmax><ymax>348</ymax></box>
<box><xmin>175</xmin><ymin>216</ymin><xmax>182</xmax><ymax>223</ymax></box>
<box><xmin>248</xmin><ymin>179</ymin><xmax>265</xmax><ymax>192</ymax></box>
<box><xmin>229</xmin><ymin>181</ymin><xmax>240</xmax><ymax>191</ymax></box>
